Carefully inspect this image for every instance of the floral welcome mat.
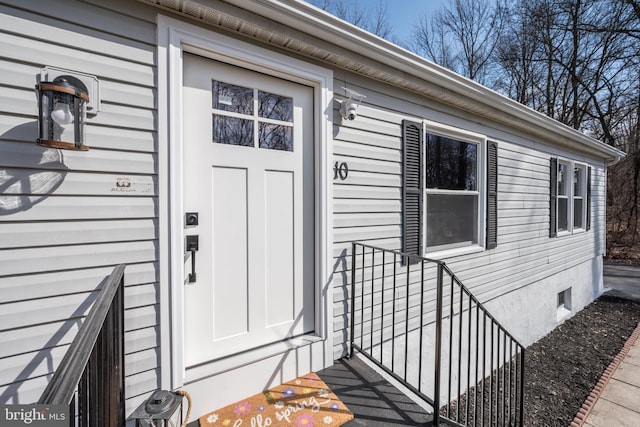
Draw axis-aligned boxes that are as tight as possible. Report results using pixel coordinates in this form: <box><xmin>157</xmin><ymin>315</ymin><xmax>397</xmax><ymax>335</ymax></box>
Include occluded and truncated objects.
<box><xmin>199</xmin><ymin>372</ymin><xmax>353</xmax><ymax>426</ymax></box>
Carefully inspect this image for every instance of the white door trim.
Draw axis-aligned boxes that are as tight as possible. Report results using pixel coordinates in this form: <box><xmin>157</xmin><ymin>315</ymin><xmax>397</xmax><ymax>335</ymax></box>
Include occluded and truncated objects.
<box><xmin>157</xmin><ymin>15</ymin><xmax>334</xmax><ymax>390</ymax></box>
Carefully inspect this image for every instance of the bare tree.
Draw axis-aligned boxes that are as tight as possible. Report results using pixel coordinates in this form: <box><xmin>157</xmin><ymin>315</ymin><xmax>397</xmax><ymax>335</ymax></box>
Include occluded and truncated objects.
<box><xmin>494</xmin><ymin>0</ymin><xmax>543</xmax><ymax>105</ymax></box>
<box><xmin>494</xmin><ymin>0</ymin><xmax>638</xmax><ymax>145</ymax></box>
<box><xmin>306</xmin><ymin>0</ymin><xmax>394</xmax><ymax>39</ymax></box>
<box><xmin>411</xmin><ymin>11</ymin><xmax>457</xmax><ymax>71</ymax></box>
<box><xmin>369</xmin><ymin>1</ymin><xmax>393</xmax><ymax>40</ymax></box>
<box><xmin>412</xmin><ymin>0</ymin><xmax>507</xmax><ymax>85</ymax></box>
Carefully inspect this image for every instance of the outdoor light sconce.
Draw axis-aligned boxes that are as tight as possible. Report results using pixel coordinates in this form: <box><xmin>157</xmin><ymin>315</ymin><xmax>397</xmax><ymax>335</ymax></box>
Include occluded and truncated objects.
<box><xmin>339</xmin><ymin>87</ymin><xmax>366</xmax><ymax>121</ymax></box>
<box><xmin>36</xmin><ymin>68</ymin><xmax>99</xmax><ymax>151</ymax></box>
<box><xmin>36</xmin><ymin>75</ymin><xmax>89</xmax><ymax>150</ymax></box>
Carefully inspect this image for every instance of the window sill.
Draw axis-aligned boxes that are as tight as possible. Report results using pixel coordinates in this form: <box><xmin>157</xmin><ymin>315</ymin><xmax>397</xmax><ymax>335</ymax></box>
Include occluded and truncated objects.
<box><xmin>425</xmin><ymin>244</ymin><xmax>485</xmax><ymax>260</ymax></box>
<box><xmin>556</xmin><ymin>228</ymin><xmax>586</xmax><ymax>237</ymax></box>
<box><xmin>557</xmin><ymin>306</ymin><xmax>572</xmax><ymax>322</ymax></box>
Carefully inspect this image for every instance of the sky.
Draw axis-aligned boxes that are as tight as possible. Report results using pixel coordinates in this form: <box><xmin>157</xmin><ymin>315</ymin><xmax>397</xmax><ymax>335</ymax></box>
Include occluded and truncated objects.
<box><xmin>303</xmin><ymin>0</ymin><xmax>450</xmax><ymax>48</ymax></box>
<box><xmin>382</xmin><ymin>0</ymin><xmax>448</xmax><ymax>43</ymax></box>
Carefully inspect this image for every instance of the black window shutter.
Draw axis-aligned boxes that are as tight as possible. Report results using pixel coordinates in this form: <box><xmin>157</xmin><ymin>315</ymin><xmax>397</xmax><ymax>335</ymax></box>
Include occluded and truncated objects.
<box><xmin>586</xmin><ymin>166</ymin><xmax>592</xmax><ymax>231</ymax></box>
<box><xmin>550</xmin><ymin>158</ymin><xmax>558</xmax><ymax>238</ymax></box>
<box><xmin>486</xmin><ymin>141</ymin><xmax>498</xmax><ymax>249</ymax></box>
<box><xmin>402</xmin><ymin>120</ymin><xmax>423</xmax><ymax>260</ymax></box>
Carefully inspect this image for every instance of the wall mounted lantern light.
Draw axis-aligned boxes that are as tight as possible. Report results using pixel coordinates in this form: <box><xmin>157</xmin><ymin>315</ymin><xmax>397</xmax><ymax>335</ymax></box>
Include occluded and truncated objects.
<box><xmin>36</xmin><ymin>75</ymin><xmax>90</xmax><ymax>151</ymax></box>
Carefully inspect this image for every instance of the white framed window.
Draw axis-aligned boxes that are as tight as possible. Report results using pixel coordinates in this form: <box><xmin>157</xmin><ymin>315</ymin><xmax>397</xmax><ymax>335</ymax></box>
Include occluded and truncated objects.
<box><xmin>573</xmin><ymin>164</ymin><xmax>587</xmax><ymax>230</ymax></box>
<box><xmin>552</xmin><ymin>158</ymin><xmax>588</xmax><ymax>235</ymax></box>
<box><xmin>557</xmin><ymin>160</ymin><xmax>570</xmax><ymax>233</ymax></box>
<box><xmin>402</xmin><ymin>121</ymin><xmax>496</xmax><ymax>259</ymax></box>
<box><xmin>424</xmin><ymin>125</ymin><xmax>486</xmax><ymax>254</ymax></box>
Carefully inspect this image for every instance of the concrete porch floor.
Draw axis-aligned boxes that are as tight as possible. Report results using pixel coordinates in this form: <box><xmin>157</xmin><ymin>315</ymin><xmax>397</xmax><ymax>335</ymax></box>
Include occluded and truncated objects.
<box><xmin>186</xmin><ymin>356</ymin><xmax>437</xmax><ymax>426</ymax></box>
<box><xmin>317</xmin><ymin>357</ymin><xmax>434</xmax><ymax>426</ymax></box>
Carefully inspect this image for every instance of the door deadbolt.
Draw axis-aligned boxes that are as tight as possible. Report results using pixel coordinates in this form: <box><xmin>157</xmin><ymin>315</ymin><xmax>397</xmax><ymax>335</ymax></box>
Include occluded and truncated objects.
<box><xmin>185</xmin><ymin>212</ymin><xmax>199</xmax><ymax>226</ymax></box>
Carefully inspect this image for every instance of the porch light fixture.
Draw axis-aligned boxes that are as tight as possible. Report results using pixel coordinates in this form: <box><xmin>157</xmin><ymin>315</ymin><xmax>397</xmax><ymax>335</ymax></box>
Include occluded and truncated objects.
<box><xmin>131</xmin><ymin>390</ymin><xmax>184</xmax><ymax>427</ymax></box>
<box><xmin>36</xmin><ymin>75</ymin><xmax>89</xmax><ymax>151</ymax></box>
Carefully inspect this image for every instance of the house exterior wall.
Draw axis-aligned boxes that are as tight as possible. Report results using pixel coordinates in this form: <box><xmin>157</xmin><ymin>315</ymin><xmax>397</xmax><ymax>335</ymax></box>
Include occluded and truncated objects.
<box><xmin>0</xmin><ymin>0</ymin><xmax>613</xmax><ymax>420</ymax></box>
<box><xmin>0</xmin><ymin>0</ymin><xmax>160</xmax><ymax>414</ymax></box>
<box><xmin>330</xmin><ymin>70</ymin><xmax>607</xmax><ymax>358</ymax></box>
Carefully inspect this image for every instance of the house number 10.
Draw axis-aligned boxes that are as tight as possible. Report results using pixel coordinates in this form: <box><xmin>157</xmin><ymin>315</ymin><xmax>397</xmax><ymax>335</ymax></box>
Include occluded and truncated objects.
<box><xmin>334</xmin><ymin>161</ymin><xmax>349</xmax><ymax>180</ymax></box>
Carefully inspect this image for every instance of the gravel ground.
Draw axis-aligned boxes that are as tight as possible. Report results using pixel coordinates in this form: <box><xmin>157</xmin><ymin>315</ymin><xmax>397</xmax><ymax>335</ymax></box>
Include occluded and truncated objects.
<box><xmin>439</xmin><ymin>294</ymin><xmax>640</xmax><ymax>426</ymax></box>
<box><xmin>523</xmin><ymin>295</ymin><xmax>640</xmax><ymax>426</ymax></box>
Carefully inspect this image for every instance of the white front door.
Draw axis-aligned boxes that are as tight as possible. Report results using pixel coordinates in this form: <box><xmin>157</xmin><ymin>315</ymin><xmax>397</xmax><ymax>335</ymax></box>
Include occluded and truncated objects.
<box><xmin>182</xmin><ymin>53</ymin><xmax>315</xmax><ymax>367</ymax></box>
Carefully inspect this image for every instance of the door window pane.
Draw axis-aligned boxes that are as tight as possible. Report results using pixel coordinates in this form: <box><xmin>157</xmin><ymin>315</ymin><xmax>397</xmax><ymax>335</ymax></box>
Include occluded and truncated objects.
<box><xmin>211</xmin><ymin>83</ymin><xmax>296</xmax><ymax>151</ymax></box>
<box><xmin>259</xmin><ymin>91</ymin><xmax>293</xmax><ymax>122</ymax></box>
<box><xmin>259</xmin><ymin>123</ymin><xmax>293</xmax><ymax>151</ymax></box>
<box><xmin>426</xmin><ymin>194</ymin><xmax>478</xmax><ymax>249</ymax></box>
<box><xmin>426</xmin><ymin>134</ymin><xmax>477</xmax><ymax>190</ymax></box>
<box><xmin>213</xmin><ymin>115</ymin><xmax>253</xmax><ymax>146</ymax></box>
<box><xmin>212</xmin><ymin>81</ymin><xmax>253</xmax><ymax>115</ymax></box>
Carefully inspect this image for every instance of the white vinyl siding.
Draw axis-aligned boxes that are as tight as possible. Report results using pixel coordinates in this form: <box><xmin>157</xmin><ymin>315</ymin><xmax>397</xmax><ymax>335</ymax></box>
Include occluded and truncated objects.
<box><xmin>0</xmin><ymin>0</ymin><xmax>158</xmax><ymax>416</ymax></box>
<box><xmin>437</xmin><ymin>145</ymin><xmax>604</xmax><ymax>306</ymax></box>
<box><xmin>330</xmin><ymin>74</ymin><xmax>607</xmax><ymax>357</ymax></box>
<box><xmin>331</xmin><ymin>86</ymin><xmax>403</xmax><ymax>357</ymax></box>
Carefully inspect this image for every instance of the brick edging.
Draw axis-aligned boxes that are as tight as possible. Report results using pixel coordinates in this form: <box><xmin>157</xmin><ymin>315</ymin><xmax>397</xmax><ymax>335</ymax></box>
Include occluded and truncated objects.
<box><xmin>570</xmin><ymin>321</ymin><xmax>640</xmax><ymax>427</ymax></box>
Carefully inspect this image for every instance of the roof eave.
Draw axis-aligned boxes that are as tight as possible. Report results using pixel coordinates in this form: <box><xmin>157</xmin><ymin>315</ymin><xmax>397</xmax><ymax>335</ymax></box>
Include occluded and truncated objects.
<box><xmin>252</xmin><ymin>0</ymin><xmax>625</xmax><ymax>162</ymax></box>
<box><xmin>142</xmin><ymin>0</ymin><xmax>626</xmax><ymax>163</ymax></box>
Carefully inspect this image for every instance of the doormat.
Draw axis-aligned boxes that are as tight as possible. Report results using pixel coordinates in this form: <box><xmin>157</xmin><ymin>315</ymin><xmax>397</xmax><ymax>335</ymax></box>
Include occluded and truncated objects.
<box><xmin>199</xmin><ymin>372</ymin><xmax>354</xmax><ymax>426</ymax></box>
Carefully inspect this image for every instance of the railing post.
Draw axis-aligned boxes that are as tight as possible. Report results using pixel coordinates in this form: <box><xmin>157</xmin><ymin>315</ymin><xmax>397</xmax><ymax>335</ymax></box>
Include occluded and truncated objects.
<box><xmin>433</xmin><ymin>262</ymin><xmax>444</xmax><ymax>426</ymax></box>
<box><xmin>38</xmin><ymin>264</ymin><xmax>126</xmax><ymax>427</ymax></box>
<box><xmin>519</xmin><ymin>349</ymin><xmax>525</xmax><ymax>426</ymax></box>
<box><xmin>349</xmin><ymin>242</ymin><xmax>357</xmax><ymax>359</ymax></box>
<box><xmin>118</xmin><ymin>274</ymin><xmax>125</xmax><ymax>425</ymax></box>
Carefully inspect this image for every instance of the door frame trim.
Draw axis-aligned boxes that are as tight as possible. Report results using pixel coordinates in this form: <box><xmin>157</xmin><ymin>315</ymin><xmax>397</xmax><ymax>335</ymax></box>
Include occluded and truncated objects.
<box><xmin>157</xmin><ymin>15</ymin><xmax>334</xmax><ymax>390</ymax></box>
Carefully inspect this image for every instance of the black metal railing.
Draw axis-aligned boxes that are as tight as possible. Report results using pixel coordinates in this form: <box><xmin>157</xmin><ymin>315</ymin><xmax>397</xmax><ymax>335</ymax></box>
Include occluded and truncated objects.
<box><xmin>39</xmin><ymin>264</ymin><xmax>126</xmax><ymax>427</ymax></box>
<box><xmin>349</xmin><ymin>243</ymin><xmax>524</xmax><ymax>426</ymax></box>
